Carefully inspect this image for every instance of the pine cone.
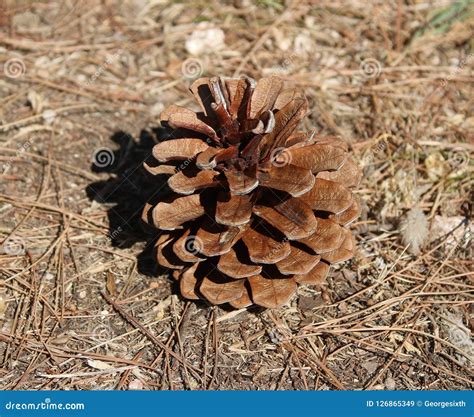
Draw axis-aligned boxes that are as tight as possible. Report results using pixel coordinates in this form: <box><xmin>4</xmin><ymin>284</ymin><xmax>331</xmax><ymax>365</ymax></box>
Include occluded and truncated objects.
<box><xmin>142</xmin><ymin>76</ymin><xmax>361</xmax><ymax>308</ymax></box>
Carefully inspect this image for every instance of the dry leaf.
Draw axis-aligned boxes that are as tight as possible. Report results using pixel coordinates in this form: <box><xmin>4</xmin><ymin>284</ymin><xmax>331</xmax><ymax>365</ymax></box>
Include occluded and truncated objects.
<box><xmin>87</xmin><ymin>359</ymin><xmax>112</xmax><ymax>370</ymax></box>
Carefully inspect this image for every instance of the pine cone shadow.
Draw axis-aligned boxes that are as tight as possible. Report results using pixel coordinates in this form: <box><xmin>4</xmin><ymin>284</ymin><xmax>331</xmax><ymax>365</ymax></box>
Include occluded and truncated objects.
<box><xmin>84</xmin><ymin>130</ymin><xmax>286</xmax><ymax>313</ymax></box>
<box><xmin>85</xmin><ymin>129</ymin><xmax>171</xmax><ymax>276</ymax></box>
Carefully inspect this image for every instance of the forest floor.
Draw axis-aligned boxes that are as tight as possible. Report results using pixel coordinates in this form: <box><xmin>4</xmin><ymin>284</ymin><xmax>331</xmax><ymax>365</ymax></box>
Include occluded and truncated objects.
<box><xmin>0</xmin><ymin>0</ymin><xmax>473</xmax><ymax>390</ymax></box>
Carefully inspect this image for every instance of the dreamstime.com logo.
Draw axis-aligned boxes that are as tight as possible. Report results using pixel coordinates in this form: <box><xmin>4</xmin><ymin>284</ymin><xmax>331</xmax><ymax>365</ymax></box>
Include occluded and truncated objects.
<box><xmin>91</xmin><ymin>322</ymin><xmax>113</xmax><ymax>343</ymax></box>
<box><xmin>1</xmin><ymin>237</ymin><xmax>26</xmax><ymax>256</ymax></box>
<box><xmin>3</xmin><ymin>57</ymin><xmax>26</xmax><ymax>78</ymax></box>
<box><xmin>270</xmin><ymin>147</ymin><xmax>292</xmax><ymax>167</ymax></box>
<box><xmin>182</xmin><ymin>235</ymin><xmax>203</xmax><ymax>255</ymax></box>
<box><xmin>359</xmin><ymin>58</ymin><xmax>382</xmax><ymax>79</ymax></box>
<box><xmin>4</xmin><ymin>398</ymin><xmax>85</xmax><ymax>411</ymax></box>
<box><xmin>181</xmin><ymin>58</ymin><xmax>204</xmax><ymax>79</ymax></box>
<box><xmin>91</xmin><ymin>147</ymin><xmax>115</xmax><ymax>168</ymax></box>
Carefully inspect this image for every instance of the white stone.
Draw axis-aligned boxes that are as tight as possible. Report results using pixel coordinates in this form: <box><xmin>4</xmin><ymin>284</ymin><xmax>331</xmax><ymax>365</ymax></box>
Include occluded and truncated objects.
<box><xmin>185</xmin><ymin>25</ymin><xmax>225</xmax><ymax>56</ymax></box>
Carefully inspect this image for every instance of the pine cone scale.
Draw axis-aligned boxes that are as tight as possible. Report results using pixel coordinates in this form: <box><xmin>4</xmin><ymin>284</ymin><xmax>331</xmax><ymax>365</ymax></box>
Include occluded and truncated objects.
<box><xmin>248</xmin><ymin>275</ymin><xmax>297</xmax><ymax>309</ymax></box>
<box><xmin>215</xmin><ymin>191</ymin><xmax>253</xmax><ymax>226</ymax></box>
<box><xmin>253</xmin><ymin>200</ymin><xmax>317</xmax><ymax>240</ymax></box>
<box><xmin>152</xmin><ymin>138</ymin><xmax>209</xmax><ymax>162</ymax></box>
<box><xmin>299</xmin><ymin>179</ymin><xmax>353</xmax><ymax>213</ymax></box>
<box><xmin>275</xmin><ymin>245</ymin><xmax>321</xmax><ymax>275</ymax></box>
<box><xmin>152</xmin><ymin>194</ymin><xmax>204</xmax><ymax>230</ymax></box>
<box><xmin>242</xmin><ymin>226</ymin><xmax>291</xmax><ymax>264</ymax></box>
<box><xmin>217</xmin><ymin>246</ymin><xmax>262</xmax><ymax>278</ymax></box>
<box><xmin>200</xmin><ymin>276</ymin><xmax>245</xmax><ymax>305</ymax></box>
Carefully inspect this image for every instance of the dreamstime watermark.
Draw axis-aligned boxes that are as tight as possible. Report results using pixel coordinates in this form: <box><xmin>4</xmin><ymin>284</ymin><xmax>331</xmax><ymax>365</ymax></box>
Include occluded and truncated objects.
<box><xmin>270</xmin><ymin>147</ymin><xmax>292</xmax><ymax>167</ymax></box>
<box><xmin>2</xmin><ymin>138</ymin><xmax>32</xmax><ymax>174</ymax></box>
<box><xmin>448</xmin><ymin>324</ymin><xmax>472</xmax><ymax>347</ymax></box>
<box><xmin>182</xmin><ymin>235</ymin><xmax>203</xmax><ymax>255</ymax></box>
<box><xmin>460</xmin><ymin>226</ymin><xmax>472</xmax><ymax>248</ymax></box>
<box><xmin>97</xmin><ymin>226</ymin><xmax>123</xmax><ymax>248</ymax></box>
<box><xmin>176</xmin><ymin>157</ymin><xmax>193</xmax><ymax>171</ymax></box>
<box><xmin>280</xmin><ymin>52</ymin><xmax>300</xmax><ymax>72</ymax></box>
<box><xmin>3</xmin><ymin>57</ymin><xmax>26</xmax><ymax>79</ymax></box>
<box><xmin>455</xmin><ymin>224</ymin><xmax>472</xmax><ymax>253</ymax></box>
<box><xmin>86</xmin><ymin>49</ymin><xmax>124</xmax><ymax>85</ymax></box>
<box><xmin>439</xmin><ymin>53</ymin><xmax>473</xmax><ymax>89</ymax></box>
<box><xmin>262</xmin><ymin>235</ymin><xmax>289</xmax><ymax>263</ymax></box>
<box><xmin>91</xmin><ymin>322</ymin><xmax>113</xmax><ymax>343</ymax></box>
<box><xmin>4</xmin><ymin>398</ymin><xmax>85</xmax><ymax>411</ymax></box>
<box><xmin>443</xmin><ymin>315</ymin><xmax>474</xmax><ymax>363</ymax></box>
<box><xmin>361</xmin><ymin>135</ymin><xmax>390</xmax><ymax>166</ymax></box>
<box><xmin>359</xmin><ymin>58</ymin><xmax>382</xmax><ymax>79</ymax></box>
<box><xmin>1</xmin><ymin>236</ymin><xmax>26</xmax><ymax>256</ymax></box>
<box><xmin>108</xmin><ymin>226</ymin><xmax>123</xmax><ymax>241</ymax></box>
<box><xmin>448</xmin><ymin>150</ymin><xmax>470</xmax><ymax>170</ymax></box>
<box><xmin>91</xmin><ymin>147</ymin><xmax>115</xmax><ymax>168</ymax></box>
<box><xmin>175</xmin><ymin>138</ymin><xmax>214</xmax><ymax>171</ymax></box>
<box><xmin>181</xmin><ymin>58</ymin><xmax>204</xmax><ymax>79</ymax></box>
<box><xmin>267</xmin><ymin>50</ymin><xmax>324</xmax><ymax>75</ymax></box>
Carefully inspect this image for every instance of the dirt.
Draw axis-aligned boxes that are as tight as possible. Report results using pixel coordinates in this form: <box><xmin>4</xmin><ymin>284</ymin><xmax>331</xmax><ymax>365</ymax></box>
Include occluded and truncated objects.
<box><xmin>0</xmin><ymin>0</ymin><xmax>473</xmax><ymax>390</ymax></box>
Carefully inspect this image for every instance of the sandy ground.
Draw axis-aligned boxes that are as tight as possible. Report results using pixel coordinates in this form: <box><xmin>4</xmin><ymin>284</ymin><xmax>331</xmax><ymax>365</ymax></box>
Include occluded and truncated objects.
<box><xmin>0</xmin><ymin>0</ymin><xmax>473</xmax><ymax>390</ymax></box>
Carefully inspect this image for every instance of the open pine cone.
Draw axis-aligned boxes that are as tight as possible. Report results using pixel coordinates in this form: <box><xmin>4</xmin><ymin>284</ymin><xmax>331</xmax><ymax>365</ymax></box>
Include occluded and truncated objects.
<box><xmin>142</xmin><ymin>75</ymin><xmax>361</xmax><ymax>309</ymax></box>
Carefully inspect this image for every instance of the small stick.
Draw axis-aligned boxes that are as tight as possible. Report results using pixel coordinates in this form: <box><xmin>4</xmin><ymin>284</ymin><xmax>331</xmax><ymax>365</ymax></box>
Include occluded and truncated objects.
<box><xmin>101</xmin><ymin>292</ymin><xmax>202</xmax><ymax>379</ymax></box>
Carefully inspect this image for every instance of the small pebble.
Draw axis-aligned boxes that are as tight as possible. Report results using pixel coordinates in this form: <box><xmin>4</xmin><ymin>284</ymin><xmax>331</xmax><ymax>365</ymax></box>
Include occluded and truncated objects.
<box><xmin>385</xmin><ymin>377</ymin><xmax>396</xmax><ymax>390</ymax></box>
<box><xmin>128</xmin><ymin>379</ymin><xmax>143</xmax><ymax>390</ymax></box>
<box><xmin>42</xmin><ymin>109</ymin><xmax>56</xmax><ymax>124</ymax></box>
